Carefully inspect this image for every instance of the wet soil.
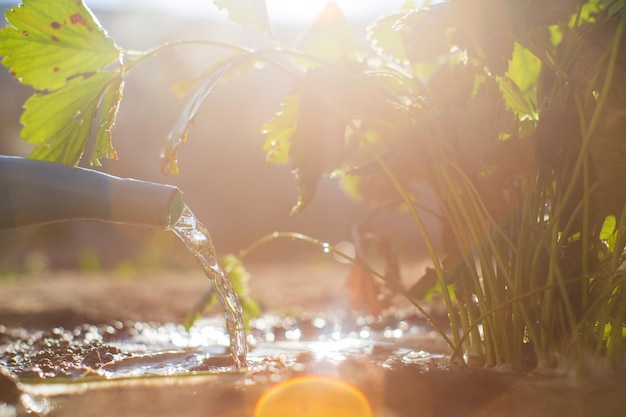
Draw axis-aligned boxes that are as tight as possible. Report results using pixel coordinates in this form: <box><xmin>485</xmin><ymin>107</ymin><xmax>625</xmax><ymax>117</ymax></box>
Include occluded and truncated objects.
<box><xmin>1</xmin><ymin>264</ymin><xmax>626</xmax><ymax>417</ymax></box>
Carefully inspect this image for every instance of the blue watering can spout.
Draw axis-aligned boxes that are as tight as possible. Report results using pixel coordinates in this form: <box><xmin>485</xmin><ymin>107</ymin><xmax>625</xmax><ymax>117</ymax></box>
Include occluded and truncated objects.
<box><xmin>0</xmin><ymin>155</ymin><xmax>185</xmax><ymax>230</ymax></box>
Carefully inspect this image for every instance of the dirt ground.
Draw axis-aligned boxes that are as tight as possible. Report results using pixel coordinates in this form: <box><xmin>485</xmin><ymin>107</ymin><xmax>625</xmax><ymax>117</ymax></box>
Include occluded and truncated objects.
<box><xmin>0</xmin><ymin>262</ymin><xmax>358</xmax><ymax>328</ymax></box>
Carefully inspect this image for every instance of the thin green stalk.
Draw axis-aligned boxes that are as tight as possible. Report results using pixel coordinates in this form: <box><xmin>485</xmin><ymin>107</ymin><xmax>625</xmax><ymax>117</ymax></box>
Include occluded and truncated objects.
<box><xmin>122</xmin><ymin>39</ymin><xmax>335</xmax><ymax>74</ymax></box>
<box><xmin>511</xmin><ymin>188</ymin><xmax>537</xmax><ymax>363</ymax></box>
<box><xmin>549</xmin><ymin>229</ymin><xmax>582</xmax><ymax>357</ymax></box>
<box><xmin>539</xmin><ymin>224</ymin><xmax>559</xmax><ymax>354</ymax></box>
<box><xmin>558</xmin><ymin>184</ymin><xmax>600</xmax><ymax>242</ymax></box>
<box><xmin>361</xmin><ymin>141</ymin><xmax>463</xmax><ymax>350</ymax></box>
<box><xmin>436</xmin><ymin>159</ymin><xmax>531</xmax><ymax>365</ymax></box>
<box><xmin>436</xmin><ymin>160</ymin><xmax>529</xmax><ymax>365</ymax></box>
<box><xmin>236</xmin><ymin>231</ymin><xmax>457</xmax><ymax>352</ymax></box>
<box><xmin>349</xmin><ymin>124</ymin><xmax>463</xmax><ymax>352</ymax></box>
<box><xmin>581</xmin><ymin>152</ymin><xmax>590</xmax><ymax>316</ymax></box>
<box><xmin>606</xmin><ymin>282</ymin><xmax>626</xmax><ymax>364</ymax></box>
<box><xmin>452</xmin><ymin>270</ymin><xmax>603</xmax><ymax>366</ymax></box>
<box><xmin>425</xmin><ymin>160</ymin><xmax>489</xmax><ymax>355</ymax></box>
<box><xmin>443</xmin><ymin>161</ymin><xmax>542</xmax><ymax>364</ymax></box>
<box><xmin>554</xmin><ymin>13</ymin><xmax>625</xmax><ymax>227</ymax></box>
<box><xmin>594</xmin><ymin>194</ymin><xmax>626</xmax><ymax>358</ymax></box>
<box><xmin>459</xmin><ymin>276</ymin><xmax>486</xmax><ymax>364</ymax></box>
<box><xmin>447</xmin><ymin>163</ymin><xmax>517</xmax><ymax>251</ymax></box>
<box><xmin>446</xmin><ymin>164</ymin><xmax>524</xmax><ymax>303</ymax></box>
<box><xmin>121</xmin><ymin>39</ymin><xmax>257</xmax><ymax>72</ymax></box>
<box><xmin>444</xmin><ymin>190</ymin><xmax>490</xmax><ymax>362</ymax></box>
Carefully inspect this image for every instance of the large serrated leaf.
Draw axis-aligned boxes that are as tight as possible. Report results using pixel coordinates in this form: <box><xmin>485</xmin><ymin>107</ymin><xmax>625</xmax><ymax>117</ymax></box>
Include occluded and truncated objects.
<box><xmin>287</xmin><ymin>67</ymin><xmax>390</xmax><ymax>214</ymax></box>
<box><xmin>288</xmin><ymin>69</ymin><xmax>351</xmax><ymax>214</ymax></box>
<box><xmin>0</xmin><ymin>0</ymin><xmax>120</xmax><ymax>91</ymax></box>
<box><xmin>499</xmin><ymin>42</ymin><xmax>540</xmax><ymax>118</ymax></box>
<box><xmin>24</xmin><ymin>71</ymin><xmax>123</xmax><ymax>166</ymax></box>
<box><xmin>367</xmin><ymin>11</ymin><xmax>412</xmax><ymax>62</ymax></box>
<box><xmin>498</xmin><ymin>76</ymin><xmax>536</xmax><ymax>119</ymax></box>
<box><xmin>90</xmin><ymin>74</ymin><xmax>123</xmax><ymax>166</ymax></box>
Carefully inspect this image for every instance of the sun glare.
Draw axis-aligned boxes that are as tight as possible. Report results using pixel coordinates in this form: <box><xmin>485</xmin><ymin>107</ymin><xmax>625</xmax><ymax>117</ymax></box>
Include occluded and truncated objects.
<box><xmin>83</xmin><ymin>0</ymin><xmax>413</xmax><ymax>25</ymax></box>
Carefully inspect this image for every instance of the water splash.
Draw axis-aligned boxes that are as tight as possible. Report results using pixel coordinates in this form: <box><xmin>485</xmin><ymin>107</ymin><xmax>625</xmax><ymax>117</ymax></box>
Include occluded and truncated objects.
<box><xmin>170</xmin><ymin>204</ymin><xmax>248</xmax><ymax>368</ymax></box>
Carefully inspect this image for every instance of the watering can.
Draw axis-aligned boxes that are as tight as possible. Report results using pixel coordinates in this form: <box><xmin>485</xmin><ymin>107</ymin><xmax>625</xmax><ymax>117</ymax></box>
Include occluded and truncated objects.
<box><xmin>0</xmin><ymin>155</ymin><xmax>185</xmax><ymax>230</ymax></box>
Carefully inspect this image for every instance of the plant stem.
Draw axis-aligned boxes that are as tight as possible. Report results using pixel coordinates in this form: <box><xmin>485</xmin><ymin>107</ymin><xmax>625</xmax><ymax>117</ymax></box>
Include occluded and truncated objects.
<box><xmin>236</xmin><ymin>231</ymin><xmax>457</xmax><ymax>351</ymax></box>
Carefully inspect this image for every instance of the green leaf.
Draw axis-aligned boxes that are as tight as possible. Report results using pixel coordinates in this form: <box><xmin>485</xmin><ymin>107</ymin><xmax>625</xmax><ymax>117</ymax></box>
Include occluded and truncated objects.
<box><xmin>369</xmin><ymin>7</ymin><xmax>453</xmax><ymax>64</ymax></box>
<box><xmin>287</xmin><ymin>69</ymin><xmax>358</xmax><ymax>213</ymax></box>
<box><xmin>599</xmin><ymin>215</ymin><xmax>616</xmax><ymax>241</ymax></box>
<box><xmin>0</xmin><ymin>0</ymin><xmax>120</xmax><ymax>91</ymax></box>
<box><xmin>298</xmin><ymin>2</ymin><xmax>359</xmax><ymax>65</ymax></box>
<box><xmin>497</xmin><ymin>42</ymin><xmax>541</xmax><ymax>120</ymax></box>
<box><xmin>408</xmin><ymin>269</ymin><xmax>456</xmax><ymax>302</ymax></box>
<box><xmin>455</xmin><ymin>77</ymin><xmax>515</xmax><ymax>169</ymax></box>
<box><xmin>221</xmin><ymin>254</ymin><xmax>260</xmax><ymax>320</ymax></box>
<box><xmin>261</xmin><ymin>93</ymin><xmax>300</xmax><ymax>165</ymax></box>
<box><xmin>276</xmin><ymin>66</ymin><xmax>398</xmax><ymax>213</ymax></box>
<box><xmin>368</xmin><ymin>11</ymin><xmax>411</xmax><ymax>62</ymax></box>
<box><xmin>162</xmin><ymin>60</ymin><xmax>234</xmax><ymax>175</ymax></box>
<box><xmin>91</xmin><ymin>72</ymin><xmax>123</xmax><ymax>165</ymax></box>
<box><xmin>395</xmin><ymin>8</ymin><xmax>452</xmax><ymax>63</ymax></box>
<box><xmin>213</xmin><ymin>0</ymin><xmax>271</xmax><ymax>34</ymax></box>
<box><xmin>24</xmin><ymin>71</ymin><xmax>123</xmax><ymax>166</ymax></box>
<box><xmin>576</xmin><ymin>0</ymin><xmax>603</xmax><ymax>24</ymax></box>
<box><xmin>498</xmin><ymin>76</ymin><xmax>537</xmax><ymax>119</ymax></box>
<box><xmin>548</xmin><ymin>0</ymin><xmax>606</xmax><ymax>45</ymax></box>
<box><xmin>367</xmin><ymin>2</ymin><xmax>422</xmax><ymax>63</ymax></box>
<box><xmin>503</xmin><ymin>43</ymin><xmax>540</xmax><ymax>112</ymax></box>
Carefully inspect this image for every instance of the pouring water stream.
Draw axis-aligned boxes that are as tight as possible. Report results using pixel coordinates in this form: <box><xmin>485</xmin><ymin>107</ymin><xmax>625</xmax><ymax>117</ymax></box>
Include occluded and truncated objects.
<box><xmin>169</xmin><ymin>204</ymin><xmax>248</xmax><ymax>369</ymax></box>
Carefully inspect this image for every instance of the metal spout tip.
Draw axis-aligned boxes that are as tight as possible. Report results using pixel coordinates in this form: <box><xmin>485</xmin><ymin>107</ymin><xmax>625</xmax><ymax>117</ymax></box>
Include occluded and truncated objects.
<box><xmin>166</xmin><ymin>191</ymin><xmax>187</xmax><ymax>229</ymax></box>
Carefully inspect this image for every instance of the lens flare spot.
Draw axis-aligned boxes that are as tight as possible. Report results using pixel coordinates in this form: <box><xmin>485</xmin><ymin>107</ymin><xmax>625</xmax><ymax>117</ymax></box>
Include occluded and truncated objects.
<box><xmin>254</xmin><ymin>375</ymin><xmax>373</xmax><ymax>417</ymax></box>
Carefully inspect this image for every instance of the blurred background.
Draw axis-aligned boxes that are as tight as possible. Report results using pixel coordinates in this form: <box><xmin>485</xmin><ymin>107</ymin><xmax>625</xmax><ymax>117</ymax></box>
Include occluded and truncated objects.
<box><xmin>0</xmin><ymin>0</ymin><xmax>438</xmax><ymax>273</ymax></box>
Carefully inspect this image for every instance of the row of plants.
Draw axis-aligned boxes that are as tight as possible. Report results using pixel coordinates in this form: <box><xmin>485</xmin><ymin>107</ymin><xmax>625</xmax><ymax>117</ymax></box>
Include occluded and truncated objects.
<box><xmin>1</xmin><ymin>0</ymin><xmax>625</xmax><ymax>372</ymax></box>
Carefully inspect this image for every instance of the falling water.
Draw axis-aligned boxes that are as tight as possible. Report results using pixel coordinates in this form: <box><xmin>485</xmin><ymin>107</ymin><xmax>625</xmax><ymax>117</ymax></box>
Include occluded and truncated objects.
<box><xmin>169</xmin><ymin>204</ymin><xmax>247</xmax><ymax>368</ymax></box>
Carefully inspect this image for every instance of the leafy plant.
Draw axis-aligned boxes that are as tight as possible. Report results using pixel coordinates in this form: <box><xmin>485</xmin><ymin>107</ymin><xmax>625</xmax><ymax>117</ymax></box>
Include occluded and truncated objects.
<box><xmin>0</xmin><ymin>0</ymin><xmax>121</xmax><ymax>165</ymax></box>
<box><xmin>2</xmin><ymin>0</ymin><xmax>626</xmax><ymax>372</ymax></box>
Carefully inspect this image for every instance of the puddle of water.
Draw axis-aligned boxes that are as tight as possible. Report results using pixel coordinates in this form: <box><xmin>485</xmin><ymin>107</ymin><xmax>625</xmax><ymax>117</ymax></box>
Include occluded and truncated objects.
<box><xmin>0</xmin><ymin>310</ymin><xmax>447</xmax><ymax>381</ymax></box>
<box><xmin>169</xmin><ymin>203</ymin><xmax>248</xmax><ymax>369</ymax></box>
<box><xmin>0</xmin><ymin>309</ymin><xmax>452</xmax><ymax>415</ymax></box>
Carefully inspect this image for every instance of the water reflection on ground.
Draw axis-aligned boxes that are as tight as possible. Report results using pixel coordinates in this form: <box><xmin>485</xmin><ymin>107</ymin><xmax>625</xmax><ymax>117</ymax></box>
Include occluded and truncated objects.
<box><xmin>0</xmin><ymin>310</ymin><xmax>449</xmax><ymax>381</ymax></box>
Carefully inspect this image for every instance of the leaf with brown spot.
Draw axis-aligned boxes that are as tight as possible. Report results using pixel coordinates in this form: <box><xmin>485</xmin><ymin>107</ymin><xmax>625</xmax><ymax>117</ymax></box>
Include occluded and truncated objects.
<box><xmin>0</xmin><ymin>0</ymin><xmax>119</xmax><ymax>91</ymax></box>
<box><xmin>25</xmin><ymin>71</ymin><xmax>123</xmax><ymax>166</ymax></box>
